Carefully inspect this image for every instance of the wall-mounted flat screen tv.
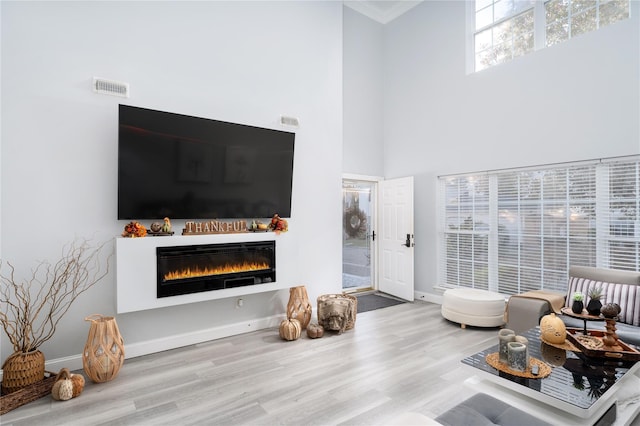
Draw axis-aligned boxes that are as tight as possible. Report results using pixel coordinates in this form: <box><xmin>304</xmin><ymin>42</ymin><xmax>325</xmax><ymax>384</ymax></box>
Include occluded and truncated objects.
<box><xmin>118</xmin><ymin>105</ymin><xmax>295</xmax><ymax>220</ymax></box>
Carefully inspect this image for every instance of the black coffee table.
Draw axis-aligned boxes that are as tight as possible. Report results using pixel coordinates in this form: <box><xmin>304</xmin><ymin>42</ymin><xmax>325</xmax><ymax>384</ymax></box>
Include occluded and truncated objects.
<box><xmin>462</xmin><ymin>327</ymin><xmax>640</xmax><ymax>424</ymax></box>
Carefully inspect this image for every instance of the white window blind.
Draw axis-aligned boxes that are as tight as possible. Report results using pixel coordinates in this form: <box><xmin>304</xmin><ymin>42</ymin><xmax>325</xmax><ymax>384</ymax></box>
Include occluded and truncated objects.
<box><xmin>438</xmin><ymin>157</ymin><xmax>640</xmax><ymax>295</ymax></box>
<box><xmin>599</xmin><ymin>160</ymin><xmax>640</xmax><ymax>270</ymax></box>
<box><xmin>442</xmin><ymin>175</ymin><xmax>491</xmax><ymax>290</ymax></box>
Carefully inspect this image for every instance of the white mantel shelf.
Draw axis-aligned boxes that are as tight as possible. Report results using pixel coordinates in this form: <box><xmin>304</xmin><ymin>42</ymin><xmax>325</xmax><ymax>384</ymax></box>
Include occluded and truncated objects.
<box><xmin>116</xmin><ymin>232</ymin><xmax>294</xmax><ymax>314</ymax></box>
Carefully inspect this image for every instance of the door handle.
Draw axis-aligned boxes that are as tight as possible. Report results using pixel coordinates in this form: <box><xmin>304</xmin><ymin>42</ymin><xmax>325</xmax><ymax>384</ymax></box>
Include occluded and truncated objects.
<box><xmin>403</xmin><ymin>233</ymin><xmax>413</xmax><ymax>248</ymax></box>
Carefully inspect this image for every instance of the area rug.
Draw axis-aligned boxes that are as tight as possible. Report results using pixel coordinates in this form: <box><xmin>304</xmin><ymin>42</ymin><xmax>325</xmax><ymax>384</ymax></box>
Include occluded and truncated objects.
<box><xmin>356</xmin><ymin>292</ymin><xmax>406</xmax><ymax>313</ymax></box>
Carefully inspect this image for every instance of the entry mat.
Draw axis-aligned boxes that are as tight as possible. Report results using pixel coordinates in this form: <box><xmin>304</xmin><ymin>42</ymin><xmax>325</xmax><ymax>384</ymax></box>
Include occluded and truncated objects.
<box><xmin>356</xmin><ymin>292</ymin><xmax>405</xmax><ymax>313</ymax></box>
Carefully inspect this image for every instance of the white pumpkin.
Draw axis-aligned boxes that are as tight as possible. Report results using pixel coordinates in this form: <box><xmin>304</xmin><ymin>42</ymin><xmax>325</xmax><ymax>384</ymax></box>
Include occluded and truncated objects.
<box><xmin>51</xmin><ymin>368</ymin><xmax>85</xmax><ymax>401</ymax></box>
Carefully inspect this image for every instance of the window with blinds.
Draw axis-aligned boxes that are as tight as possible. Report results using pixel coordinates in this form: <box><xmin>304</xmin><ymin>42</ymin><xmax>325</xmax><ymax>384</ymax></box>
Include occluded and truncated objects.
<box><xmin>438</xmin><ymin>157</ymin><xmax>640</xmax><ymax>295</ymax></box>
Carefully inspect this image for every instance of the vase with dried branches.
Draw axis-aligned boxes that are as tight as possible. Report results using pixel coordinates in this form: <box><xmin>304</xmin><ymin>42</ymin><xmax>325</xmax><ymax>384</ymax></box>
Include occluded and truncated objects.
<box><xmin>0</xmin><ymin>239</ymin><xmax>111</xmax><ymax>393</ymax></box>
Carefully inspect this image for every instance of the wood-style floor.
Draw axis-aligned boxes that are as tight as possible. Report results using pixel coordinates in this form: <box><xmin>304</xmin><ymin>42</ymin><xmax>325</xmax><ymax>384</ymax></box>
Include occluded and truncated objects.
<box><xmin>2</xmin><ymin>301</ymin><xmax>636</xmax><ymax>425</ymax></box>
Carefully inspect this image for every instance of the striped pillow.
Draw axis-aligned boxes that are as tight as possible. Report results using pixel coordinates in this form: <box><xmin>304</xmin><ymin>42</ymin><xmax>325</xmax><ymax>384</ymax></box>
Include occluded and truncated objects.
<box><xmin>566</xmin><ymin>277</ymin><xmax>640</xmax><ymax>327</ymax></box>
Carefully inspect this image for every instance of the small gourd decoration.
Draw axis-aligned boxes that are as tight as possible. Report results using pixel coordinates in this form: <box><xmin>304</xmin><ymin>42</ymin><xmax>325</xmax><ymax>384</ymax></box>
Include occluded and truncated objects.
<box><xmin>540</xmin><ymin>313</ymin><xmax>566</xmax><ymax>344</ymax></box>
<box><xmin>306</xmin><ymin>323</ymin><xmax>324</xmax><ymax>339</ymax></box>
<box><xmin>51</xmin><ymin>368</ymin><xmax>85</xmax><ymax>401</ymax></box>
<box><xmin>279</xmin><ymin>318</ymin><xmax>301</xmax><ymax>341</ymax></box>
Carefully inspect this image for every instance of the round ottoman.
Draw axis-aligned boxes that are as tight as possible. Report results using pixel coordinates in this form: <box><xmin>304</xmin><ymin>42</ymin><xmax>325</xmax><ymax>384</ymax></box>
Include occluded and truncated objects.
<box><xmin>441</xmin><ymin>288</ymin><xmax>505</xmax><ymax>328</ymax></box>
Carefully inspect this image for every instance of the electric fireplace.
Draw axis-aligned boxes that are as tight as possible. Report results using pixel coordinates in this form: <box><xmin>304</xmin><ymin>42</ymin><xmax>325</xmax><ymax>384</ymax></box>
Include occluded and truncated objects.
<box><xmin>156</xmin><ymin>241</ymin><xmax>275</xmax><ymax>298</ymax></box>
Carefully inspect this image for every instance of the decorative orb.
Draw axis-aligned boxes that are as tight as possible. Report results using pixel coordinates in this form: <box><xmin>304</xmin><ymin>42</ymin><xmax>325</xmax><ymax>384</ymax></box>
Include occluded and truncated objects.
<box><xmin>540</xmin><ymin>313</ymin><xmax>566</xmax><ymax>344</ymax></box>
<box><xmin>600</xmin><ymin>303</ymin><xmax>620</xmax><ymax>319</ymax></box>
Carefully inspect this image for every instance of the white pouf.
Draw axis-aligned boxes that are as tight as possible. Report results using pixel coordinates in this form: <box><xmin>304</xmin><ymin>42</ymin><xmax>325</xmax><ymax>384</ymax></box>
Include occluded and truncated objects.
<box><xmin>441</xmin><ymin>288</ymin><xmax>505</xmax><ymax>328</ymax></box>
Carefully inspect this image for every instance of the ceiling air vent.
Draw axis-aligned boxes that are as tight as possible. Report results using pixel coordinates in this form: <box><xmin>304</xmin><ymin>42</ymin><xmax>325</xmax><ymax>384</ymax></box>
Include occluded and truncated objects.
<box><xmin>93</xmin><ymin>77</ymin><xmax>129</xmax><ymax>98</ymax></box>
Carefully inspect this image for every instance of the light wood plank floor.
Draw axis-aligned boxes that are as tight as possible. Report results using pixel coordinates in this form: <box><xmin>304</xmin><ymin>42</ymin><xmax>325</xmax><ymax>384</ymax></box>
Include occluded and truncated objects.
<box><xmin>2</xmin><ymin>301</ymin><xmax>637</xmax><ymax>425</ymax></box>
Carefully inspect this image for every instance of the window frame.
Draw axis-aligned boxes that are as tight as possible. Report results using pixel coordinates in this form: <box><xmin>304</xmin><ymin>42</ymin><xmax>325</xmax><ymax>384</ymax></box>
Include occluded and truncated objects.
<box><xmin>437</xmin><ymin>156</ymin><xmax>640</xmax><ymax>295</ymax></box>
<box><xmin>467</xmin><ymin>0</ymin><xmax>632</xmax><ymax>73</ymax></box>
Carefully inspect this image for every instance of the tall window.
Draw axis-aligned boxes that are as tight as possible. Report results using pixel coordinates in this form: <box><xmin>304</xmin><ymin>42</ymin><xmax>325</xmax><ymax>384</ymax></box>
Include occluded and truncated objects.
<box><xmin>438</xmin><ymin>157</ymin><xmax>640</xmax><ymax>295</ymax></box>
<box><xmin>474</xmin><ymin>0</ymin><xmax>536</xmax><ymax>71</ymax></box>
<box><xmin>546</xmin><ymin>0</ymin><xmax>631</xmax><ymax>46</ymax></box>
<box><xmin>473</xmin><ymin>0</ymin><xmax>630</xmax><ymax>72</ymax></box>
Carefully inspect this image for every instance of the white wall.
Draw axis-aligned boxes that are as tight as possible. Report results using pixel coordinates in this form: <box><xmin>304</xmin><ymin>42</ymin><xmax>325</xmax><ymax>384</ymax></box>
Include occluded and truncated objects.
<box><xmin>0</xmin><ymin>1</ymin><xmax>343</xmax><ymax>367</ymax></box>
<box><xmin>343</xmin><ymin>6</ymin><xmax>384</xmax><ymax>176</ymax></box>
<box><xmin>382</xmin><ymin>1</ymin><xmax>640</xmax><ymax>295</ymax></box>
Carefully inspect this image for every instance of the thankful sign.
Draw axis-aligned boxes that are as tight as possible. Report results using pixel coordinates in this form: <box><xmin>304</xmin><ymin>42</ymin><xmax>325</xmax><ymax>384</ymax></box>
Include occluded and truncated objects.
<box><xmin>182</xmin><ymin>220</ymin><xmax>247</xmax><ymax>235</ymax></box>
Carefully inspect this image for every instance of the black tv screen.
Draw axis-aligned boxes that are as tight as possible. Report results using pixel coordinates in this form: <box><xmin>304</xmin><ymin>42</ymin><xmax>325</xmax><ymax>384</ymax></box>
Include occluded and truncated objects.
<box><xmin>118</xmin><ymin>105</ymin><xmax>295</xmax><ymax>220</ymax></box>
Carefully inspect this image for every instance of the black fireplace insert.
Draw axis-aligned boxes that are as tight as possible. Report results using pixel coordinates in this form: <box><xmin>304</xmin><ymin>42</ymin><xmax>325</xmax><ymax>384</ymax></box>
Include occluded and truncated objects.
<box><xmin>156</xmin><ymin>241</ymin><xmax>275</xmax><ymax>298</ymax></box>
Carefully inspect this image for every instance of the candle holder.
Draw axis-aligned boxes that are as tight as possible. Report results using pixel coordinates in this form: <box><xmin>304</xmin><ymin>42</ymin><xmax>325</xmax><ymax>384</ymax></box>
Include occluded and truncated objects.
<box><xmin>515</xmin><ymin>335</ymin><xmax>529</xmax><ymax>369</ymax></box>
<box><xmin>498</xmin><ymin>329</ymin><xmax>515</xmax><ymax>363</ymax></box>
<box><xmin>508</xmin><ymin>342</ymin><xmax>527</xmax><ymax>372</ymax></box>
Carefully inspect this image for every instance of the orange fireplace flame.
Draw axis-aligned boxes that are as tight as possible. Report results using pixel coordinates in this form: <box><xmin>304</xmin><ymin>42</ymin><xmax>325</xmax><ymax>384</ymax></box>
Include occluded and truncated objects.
<box><xmin>163</xmin><ymin>261</ymin><xmax>270</xmax><ymax>282</ymax></box>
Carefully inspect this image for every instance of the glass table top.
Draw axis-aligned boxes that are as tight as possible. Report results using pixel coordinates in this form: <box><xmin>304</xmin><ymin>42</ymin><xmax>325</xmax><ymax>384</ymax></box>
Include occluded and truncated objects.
<box><xmin>461</xmin><ymin>327</ymin><xmax>638</xmax><ymax>410</ymax></box>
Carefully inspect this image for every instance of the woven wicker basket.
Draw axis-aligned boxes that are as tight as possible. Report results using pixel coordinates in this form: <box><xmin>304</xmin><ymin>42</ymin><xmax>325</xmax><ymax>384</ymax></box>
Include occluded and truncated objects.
<box><xmin>1</xmin><ymin>350</ymin><xmax>45</xmax><ymax>394</ymax></box>
<box><xmin>344</xmin><ymin>294</ymin><xmax>357</xmax><ymax>329</ymax></box>
<box><xmin>82</xmin><ymin>314</ymin><xmax>125</xmax><ymax>383</ymax></box>
<box><xmin>0</xmin><ymin>371</ymin><xmax>55</xmax><ymax>415</ymax></box>
<box><xmin>317</xmin><ymin>294</ymin><xmax>357</xmax><ymax>332</ymax></box>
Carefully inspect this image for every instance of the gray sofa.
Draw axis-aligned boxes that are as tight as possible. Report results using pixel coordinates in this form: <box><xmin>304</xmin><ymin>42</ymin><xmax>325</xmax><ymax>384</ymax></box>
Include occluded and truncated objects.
<box><xmin>435</xmin><ymin>393</ymin><xmax>551</xmax><ymax>426</ymax></box>
<box><xmin>394</xmin><ymin>393</ymin><xmax>551</xmax><ymax>426</ymax></box>
<box><xmin>505</xmin><ymin>266</ymin><xmax>640</xmax><ymax>348</ymax></box>
<box><xmin>561</xmin><ymin>266</ymin><xmax>640</xmax><ymax>348</ymax></box>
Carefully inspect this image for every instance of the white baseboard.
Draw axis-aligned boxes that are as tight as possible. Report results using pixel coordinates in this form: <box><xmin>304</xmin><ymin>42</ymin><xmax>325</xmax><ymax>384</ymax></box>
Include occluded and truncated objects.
<box><xmin>2</xmin><ymin>293</ymin><xmax>446</xmax><ymax>379</ymax></box>
<box><xmin>1</xmin><ymin>314</ymin><xmax>282</xmax><ymax>379</ymax></box>
<box><xmin>414</xmin><ymin>290</ymin><xmax>443</xmax><ymax>305</ymax></box>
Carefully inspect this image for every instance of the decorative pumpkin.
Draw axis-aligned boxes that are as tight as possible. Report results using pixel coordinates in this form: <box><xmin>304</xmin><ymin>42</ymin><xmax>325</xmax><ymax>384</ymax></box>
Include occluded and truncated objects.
<box><xmin>279</xmin><ymin>318</ymin><xmax>301</xmax><ymax>341</ymax></box>
<box><xmin>306</xmin><ymin>323</ymin><xmax>324</xmax><ymax>339</ymax></box>
<box><xmin>269</xmin><ymin>214</ymin><xmax>288</xmax><ymax>233</ymax></box>
<box><xmin>70</xmin><ymin>373</ymin><xmax>85</xmax><ymax>397</ymax></box>
<box><xmin>51</xmin><ymin>368</ymin><xmax>85</xmax><ymax>401</ymax></box>
<box><xmin>52</xmin><ymin>377</ymin><xmax>73</xmax><ymax>401</ymax></box>
<box><xmin>122</xmin><ymin>221</ymin><xmax>147</xmax><ymax>238</ymax></box>
<box><xmin>540</xmin><ymin>313</ymin><xmax>566</xmax><ymax>344</ymax></box>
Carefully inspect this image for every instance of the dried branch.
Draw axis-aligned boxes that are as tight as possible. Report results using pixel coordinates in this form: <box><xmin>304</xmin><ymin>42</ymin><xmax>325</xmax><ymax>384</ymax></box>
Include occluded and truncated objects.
<box><xmin>0</xmin><ymin>239</ymin><xmax>112</xmax><ymax>353</ymax></box>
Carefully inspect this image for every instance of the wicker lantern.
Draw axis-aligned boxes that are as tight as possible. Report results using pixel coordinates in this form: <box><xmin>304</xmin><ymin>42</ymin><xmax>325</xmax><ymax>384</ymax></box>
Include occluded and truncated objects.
<box><xmin>286</xmin><ymin>286</ymin><xmax>312</xmax><ymax>329</ymax></box>
<box><xmin>82</xmin><ymin>314</ymin><xmax>125</xmax><ymax>383</ymax></box>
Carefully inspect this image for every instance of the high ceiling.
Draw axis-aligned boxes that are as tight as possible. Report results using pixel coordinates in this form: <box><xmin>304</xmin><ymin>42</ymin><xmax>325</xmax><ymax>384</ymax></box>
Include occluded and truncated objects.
<box><xmin>343</xmin><ymin>1</ymin><xmax>423</xmax><ymax>24</ymax></box>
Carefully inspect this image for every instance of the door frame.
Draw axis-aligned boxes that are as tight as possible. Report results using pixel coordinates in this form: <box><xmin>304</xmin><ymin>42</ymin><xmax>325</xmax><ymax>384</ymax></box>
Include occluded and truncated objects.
<box><xmin>342</xmin><ymin>173</ymin><xmax>383</xmax><ymax>292</ymax></box>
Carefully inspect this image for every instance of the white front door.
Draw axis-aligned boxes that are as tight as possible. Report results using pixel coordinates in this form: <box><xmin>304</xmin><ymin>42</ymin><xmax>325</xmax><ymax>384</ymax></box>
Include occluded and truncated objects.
<box><xmin>379</xmin><ymin>176</ymin><xmax>414</xmax><ymax>301</ymax></box>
